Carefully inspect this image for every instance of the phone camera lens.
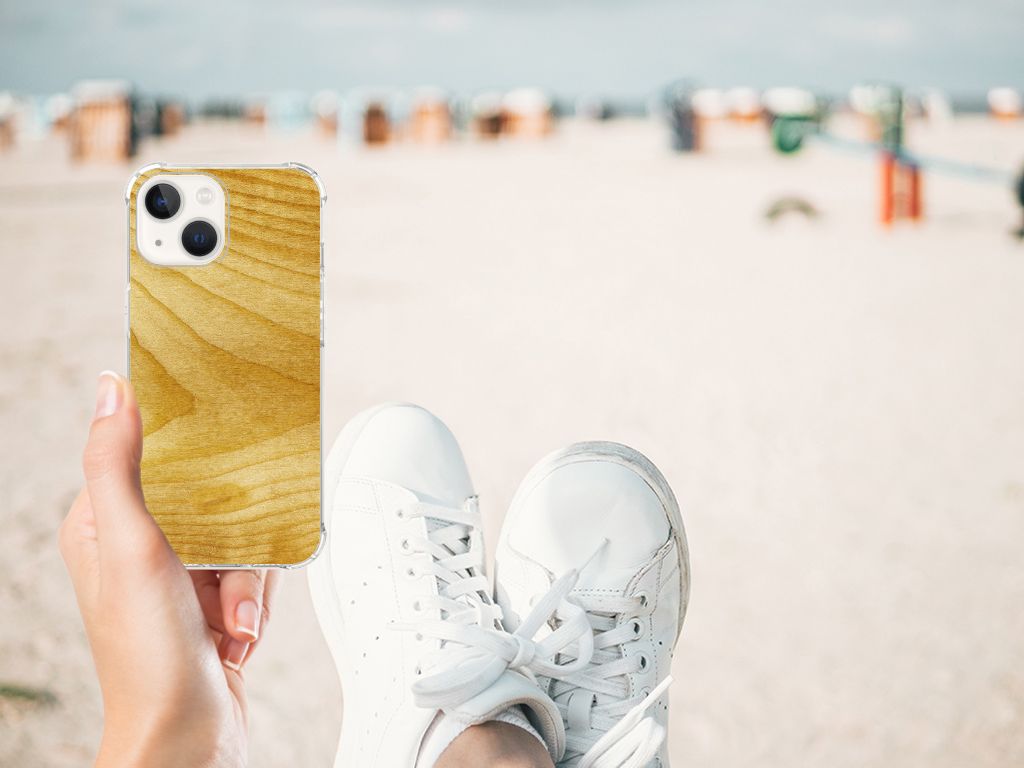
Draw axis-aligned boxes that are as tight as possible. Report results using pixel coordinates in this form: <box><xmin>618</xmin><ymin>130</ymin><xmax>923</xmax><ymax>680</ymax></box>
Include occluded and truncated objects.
<box><xmin>144</xmin><ymin>183</ymin><xmax>181</xmax><ymax>220</ymax></box>
<box><xmin>181</xmin><ymin>220</ymin><xmax>218</xmax><ymax>257</ymax></box>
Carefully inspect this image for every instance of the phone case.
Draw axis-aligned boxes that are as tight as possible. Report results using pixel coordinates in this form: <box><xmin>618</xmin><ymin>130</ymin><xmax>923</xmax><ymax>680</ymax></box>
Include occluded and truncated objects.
<box><xmin>126</xmin><ymin>163</ymin><xmax>324</xmax><ymax>567</ymax></box>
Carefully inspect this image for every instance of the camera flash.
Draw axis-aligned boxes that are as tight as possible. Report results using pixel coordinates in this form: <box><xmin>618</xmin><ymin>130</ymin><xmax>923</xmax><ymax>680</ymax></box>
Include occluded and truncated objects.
<box><xmin>196</xmin><ymin>187</ymin><xmax>215</xmax><ymax>205</ymax></box>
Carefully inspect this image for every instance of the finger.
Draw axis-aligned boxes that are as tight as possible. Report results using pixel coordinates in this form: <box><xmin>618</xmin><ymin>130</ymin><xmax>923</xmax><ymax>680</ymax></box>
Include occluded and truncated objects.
<box><xmin>81</xmin><ymin>372</ymin><xmax>169</xmax><ymax>567</ymax></box>
<box><xmin>191</xmin><ymin>570</ymin><xmax>253</xmax><ymax>671</ymax></box>
<box><xmin>58</xmin><ymin>487</ymin><xmax>101</xmax><ymax>616</ymax></box>
<box><xmin>252</xmin><ymin>569</ymin><xmax>282</xmax><ymax>651</ymax></box>
<box><xmin>232</xmin><ymin>569</ymin><xmax>280</xmax><ymax>665</ymax></box>
<box><xmin>262</xmin><ymin>569</ymin><xmax>282</xmax><ymax>630</ymax></box>
<box><xmin>190</xmin><ymin>570</ymin><xmax>226</xmax><ymax>637</ymax></box>
<box><xmin>219</xmin><ymin>631</ymin><xmax>251</xmax><ymax>673</ymax></box>
<box><xmin>218</xmin><ymin>569</ymin><xmax>265</xmax><ymax>643</ymax></box>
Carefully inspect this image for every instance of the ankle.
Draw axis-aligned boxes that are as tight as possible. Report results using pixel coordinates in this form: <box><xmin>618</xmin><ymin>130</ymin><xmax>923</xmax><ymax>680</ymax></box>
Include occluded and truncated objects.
<box><xmin>435</xmin><ymin>721</ymin><xmax>554</xmax><ymax>768</ymax></box>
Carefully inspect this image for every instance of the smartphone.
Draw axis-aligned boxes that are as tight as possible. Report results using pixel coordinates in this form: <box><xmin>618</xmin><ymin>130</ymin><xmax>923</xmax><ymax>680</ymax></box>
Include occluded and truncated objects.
<box><xmin>125</xmin><ymin>163</ymin><xmax>324</xmax><ymax>568</ymax></box>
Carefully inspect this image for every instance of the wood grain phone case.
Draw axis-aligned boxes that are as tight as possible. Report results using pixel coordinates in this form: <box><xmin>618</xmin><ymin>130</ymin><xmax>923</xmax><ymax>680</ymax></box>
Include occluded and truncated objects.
<box><xmin>126</xmin><ymin>164</ymin><xmax>323</xmax><ymax>567</ymax></box>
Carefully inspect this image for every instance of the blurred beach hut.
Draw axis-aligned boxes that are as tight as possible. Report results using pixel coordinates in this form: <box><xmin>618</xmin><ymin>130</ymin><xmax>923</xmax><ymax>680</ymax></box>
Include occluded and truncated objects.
<box><xmin>988</xmin><ymin>87</ymin><xmax>1022</xmax><ymax>120</ymax></box>
<box><xmin>409</xmin><ymin>88</ymin><xmax>451</xmax><ymax>144</ymax></box>
<box><xmin>128</xmin><ymin>96</ymin><xmax>185</xmax><ymax>141</ymax></box>
<box><xmin>363</xmin><ymin>102</ymin><xmax>391</xmax><ymax>145</ymax></box>
<box><xmin>662</xmin><ymin>81</ymin><xmax>700</xmax><ymax>152</ymax></box>
<box><xmin>145</xmin><ymin>98</ymin><xmax>186</xmax><ymax>138</ymax></box>
<box><xmin>501</xmin><ymin>88</ymin><xmax>553</xmax><ymax>138</ymax></box>
<box><xmin>45</xmin><ymin>93</ymin><xmax>74</xmax><ymax>135</ymax></box>
<box><xmin>688</xmin><ymin>88</ymin><xmax>729</xmax><ymax>149</ymax></box>
<box><xmin>69</xmin><ymin>80</ymin><xmax>135</xmax><ymax>162</ymax></box>
<box><xmin>762</xmin><ymin>87</ymin><xmax>817</xmax><ymax>120</ymax></box>
<box><xmin>691</xmin><ymin>88</ymin><xmax>729</xmax><ymax>121</ymax></box>
<box><xmin>311</xmin><ymin>90</ymin><xmax>340</xmax><ymax>139</ymax></box>
<box><xmin>244</xmin><ymin>99</ymin><xmax>267</xmax><ymax>127</ymax></box>
<box><xmin>336</xmin><ymin>89</ymin><xmax>402</xmax><ymax>146</ymax></box>
<box><xmin>725</xmin><ymin>87</ymin><xmax>762</xmax><ymax>122</ymax></box>
<box><xmin>159</xmin><ymin>100</ymin><xmax>186</xmax><ymax>137</ymax></box>
<box><xmin>0</xmin><ymin>93</ymin><xmax>50</xmax><ymax>147</ymax></box>
<box><xmin>470</xmin><ymin>91</ymin><xmax>504</xmax><ymax>139</ymax></box>
<box><xmin>0</xmin><ymin>93</ymin><xmax>15</xmax><ymax>151</ymax></box>
<box><xmin>130</xmin><ymin>96</ymin><xmax>160</xmax><ymax>140</ymax></box>
<box><xmin>691</xmin><ymin>87</ymin><xmax>729</xmax><ymax>147</ymax></box>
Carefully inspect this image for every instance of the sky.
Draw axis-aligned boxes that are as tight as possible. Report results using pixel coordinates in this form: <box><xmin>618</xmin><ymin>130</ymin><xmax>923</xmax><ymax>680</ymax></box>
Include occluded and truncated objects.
<box><xmin>1</xmin><ymin>0</ymin><xmax>1022</xmax><ymax>100</ymax></box>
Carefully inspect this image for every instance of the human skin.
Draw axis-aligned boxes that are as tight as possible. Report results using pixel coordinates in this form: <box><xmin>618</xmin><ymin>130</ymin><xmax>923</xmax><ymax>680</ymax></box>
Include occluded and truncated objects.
<box><xmin>59</xmin><ymin>372</ymin><xmax>279</xmax><ymax>768</ymax></box>
<box><xmin>436</xmin><ymin>722</ymin><xmax>555</xmax><ymax>768</ymax></box>
<box><xmin>60</xmin><ymin>372</ymin><xmax>550</xmax><ymax>767</ymax></box>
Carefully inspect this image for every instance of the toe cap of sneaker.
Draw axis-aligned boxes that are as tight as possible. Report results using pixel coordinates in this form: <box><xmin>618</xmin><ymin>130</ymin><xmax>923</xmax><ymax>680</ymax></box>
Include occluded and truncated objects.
<box><xmin>335</xmin><ymin>403</ymin><xmax>474</xmax><ymax>507</ymax></box>
<box><xmin>504</xmin><ymin>453</ymin><xmax>671</xmax><ymax>589</ymax></box>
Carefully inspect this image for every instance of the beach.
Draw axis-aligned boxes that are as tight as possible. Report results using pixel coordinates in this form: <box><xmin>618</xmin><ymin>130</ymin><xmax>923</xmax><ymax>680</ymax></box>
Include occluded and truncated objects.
<box><xmin>1</xmin><ymin>115</ymin><xmax>1023</xmax><ymax>766</ymax></box>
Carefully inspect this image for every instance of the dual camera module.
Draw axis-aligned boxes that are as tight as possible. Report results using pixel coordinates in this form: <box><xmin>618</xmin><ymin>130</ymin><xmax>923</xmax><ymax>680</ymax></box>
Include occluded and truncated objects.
<box><xmin>136</xmin><ymin>173</ymin><xmax>226</xmax><ymax>266</ymax></box>
<box><xmin>143</xmin><ymin>182</ymin><xmax>218</xmax><ymax>258</ymax></box>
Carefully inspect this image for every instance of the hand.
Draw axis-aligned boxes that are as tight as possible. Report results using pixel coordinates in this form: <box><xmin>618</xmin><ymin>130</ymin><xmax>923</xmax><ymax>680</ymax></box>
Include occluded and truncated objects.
<box><xmin>59</xmin><ymin>372</ymin><xmax>280</xmax><ymax>768</ymax></box>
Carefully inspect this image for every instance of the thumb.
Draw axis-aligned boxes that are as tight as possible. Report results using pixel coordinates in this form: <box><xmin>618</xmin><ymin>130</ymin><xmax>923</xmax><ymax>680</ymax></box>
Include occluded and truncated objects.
<box><xmin>82</xmin><ymin>371</ymin><xmax>166</xmax><ymax>564</ymax></box>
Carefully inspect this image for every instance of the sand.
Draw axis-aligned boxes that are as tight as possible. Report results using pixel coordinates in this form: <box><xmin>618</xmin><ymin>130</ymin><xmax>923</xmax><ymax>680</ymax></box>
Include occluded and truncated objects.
<box><xmin>1</xmin><ymin>115</ymin><xmax>1023</xmax><ymax>767</ymax></box>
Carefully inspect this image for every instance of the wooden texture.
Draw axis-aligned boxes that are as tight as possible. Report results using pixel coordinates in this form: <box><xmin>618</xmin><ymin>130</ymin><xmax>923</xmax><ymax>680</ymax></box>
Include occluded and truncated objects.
<box><xmin>128</xmin><ymin>167</ymin><xmax>321</xmax><ymax>565</ymax></box>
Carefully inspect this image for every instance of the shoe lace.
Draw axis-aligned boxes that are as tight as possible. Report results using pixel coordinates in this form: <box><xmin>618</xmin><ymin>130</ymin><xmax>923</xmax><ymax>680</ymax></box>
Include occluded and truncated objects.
<box><xmin>569</xmin><ymin>677</ymin><xmax>671</xmax><ymax>768</ymax></box>
<box><xmin>390</xmin><ymin>498</ymin><xmax>596</xmax><ymax>714</ymax></box>
<box><xmin>544</xmin><ymin>563</ymin><xmax>672</xmax><ymax>767</ymax></box>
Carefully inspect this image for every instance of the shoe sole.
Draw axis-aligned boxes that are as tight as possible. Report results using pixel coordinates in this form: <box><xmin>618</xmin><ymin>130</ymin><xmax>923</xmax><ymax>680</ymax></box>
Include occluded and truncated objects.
<box><xmin>498</xmin><ymin>441</ymin><xmax>691</xmax><ymax>640</ymax></box>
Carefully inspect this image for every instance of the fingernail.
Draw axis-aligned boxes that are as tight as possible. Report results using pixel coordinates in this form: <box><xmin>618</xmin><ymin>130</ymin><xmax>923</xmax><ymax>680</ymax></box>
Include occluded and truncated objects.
<box><xmin>94</xmin><ymin>371</ymin><xmax>123</xmax><ymax>420</ymax></box>
<box><xmin>235</xmin><ymin>600</ymin><xmax>260</xmax><ymax>641</ymax></box>
<box><xmin>222</xmin><ymin>638</ymin><xmax>250</xmax><ymax>671</ymax></box>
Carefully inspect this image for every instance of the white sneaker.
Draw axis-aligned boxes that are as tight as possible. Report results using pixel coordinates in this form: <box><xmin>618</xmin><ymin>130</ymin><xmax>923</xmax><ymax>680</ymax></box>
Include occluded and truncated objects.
<box><xmin>495</xmin><ymin>442</ymin><xmax>691</xmax><ymax>768</ymax></box>
<box><xmin>308</xmin><ymin>404</ymin><xmax>593</xmax><ymax>767</ymax></box>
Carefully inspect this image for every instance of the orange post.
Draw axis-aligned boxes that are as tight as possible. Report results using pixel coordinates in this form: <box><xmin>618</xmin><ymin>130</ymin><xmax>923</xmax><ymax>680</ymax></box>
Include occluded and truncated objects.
<box><xmin>907</xmin><ymin>163</ymin><xmax>923</xmax><ymax>221</ymax></box>
<box><xmin>879</xmin><ymin>152</ymin><xmax>895</xmax><ymax>226</ymax></box>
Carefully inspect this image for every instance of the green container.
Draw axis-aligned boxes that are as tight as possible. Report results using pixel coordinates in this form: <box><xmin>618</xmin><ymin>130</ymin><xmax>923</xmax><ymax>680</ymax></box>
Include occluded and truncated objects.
<box><xmin>771</xmin><ymin>115</ymin><xmax>814</xmax><ymax>154</ymax></box>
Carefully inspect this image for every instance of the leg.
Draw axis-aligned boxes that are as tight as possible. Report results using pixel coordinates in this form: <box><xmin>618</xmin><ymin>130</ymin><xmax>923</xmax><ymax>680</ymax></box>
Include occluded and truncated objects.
<box><xmin>308</xmin><ymin>405</ymin><xmax>566</xmax><ymax>768</ymax></box>
<box><xmin>436</xmin><ymin>722</ymin><xmax>555</xmax><ymax>768</ymax></box>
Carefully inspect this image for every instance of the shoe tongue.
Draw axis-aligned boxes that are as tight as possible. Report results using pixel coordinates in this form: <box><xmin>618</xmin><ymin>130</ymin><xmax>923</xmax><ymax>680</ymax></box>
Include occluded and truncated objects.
<box><xmin>422</xmin><ymin>508</ymin><xmax>470</xmax><ymax>558</ymax></box>
<box><xmin>424</xmin><ymin>516</ymin><xmax>453</xmax><ymax>535</ymax></box>
<box><xmin>445</xmin><ymin>670</ymin><xmax>566</xmax><ymax>761</ymax></box>
<box><xmin>422</xmin><ymin>495</ymin><xmax>475</xmax><ymax>552</ymax></box>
